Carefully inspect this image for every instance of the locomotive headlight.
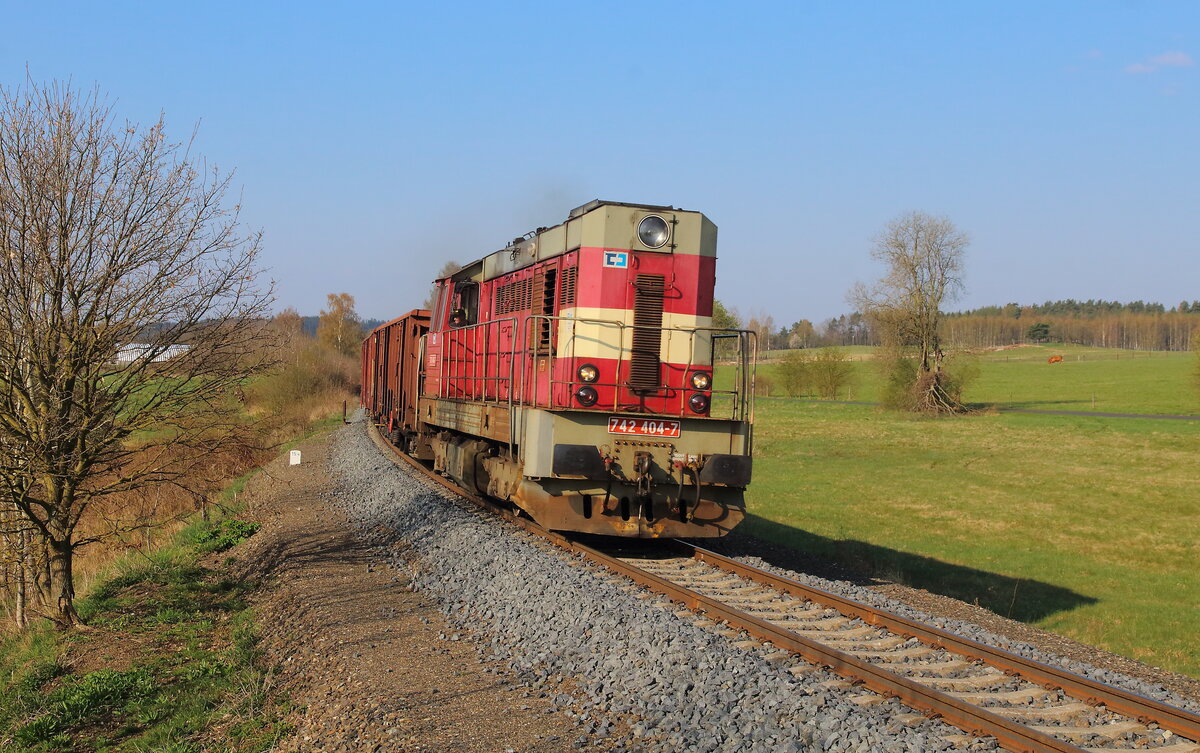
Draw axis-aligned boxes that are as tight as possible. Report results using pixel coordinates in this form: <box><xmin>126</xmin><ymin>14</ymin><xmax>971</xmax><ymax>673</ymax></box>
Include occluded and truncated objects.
<box><xmin>575</xmin><ymin>385</ymin><xmax>599</xmax><ymax>407</ymax></box>
<box><xmin>688</xmin><ymin>393</ymin><xmax>710</xmax><ymax>414</ymax></box>
<box><xmin>689</xmin><ymin>371</ymin><xmax>711</xmax><ymax>390</ymax></box>
<box><xmin>638</xmin><ymin>215</ymin><xmax>671</xmax><ymax>248</ymax></box>
<box><xmin>578</xmin><ymin>363</ymin><xmax>599</xmax><ymax>383</ymax></box>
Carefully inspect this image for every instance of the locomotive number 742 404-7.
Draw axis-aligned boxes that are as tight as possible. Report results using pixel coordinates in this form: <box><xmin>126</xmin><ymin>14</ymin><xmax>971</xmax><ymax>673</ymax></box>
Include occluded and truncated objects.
<box><xmin>607</xmin><ymin>417</ymin><xmax>681</xmax><ymax>438</ymax></box>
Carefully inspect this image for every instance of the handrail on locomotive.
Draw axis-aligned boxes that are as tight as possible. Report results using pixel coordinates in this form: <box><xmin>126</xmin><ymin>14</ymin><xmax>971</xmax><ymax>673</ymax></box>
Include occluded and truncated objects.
<box><xmin>423</xmin><ymin>313</ymin><xmax>757</xmax><ymax>457</ymax></box>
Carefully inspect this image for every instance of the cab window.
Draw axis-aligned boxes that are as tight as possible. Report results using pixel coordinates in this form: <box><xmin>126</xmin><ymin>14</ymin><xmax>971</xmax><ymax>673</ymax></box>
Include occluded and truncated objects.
<box><xmin>450</xmin><ymin>282</ymin><xmax>478</xmax><ymax>328</ymax></box>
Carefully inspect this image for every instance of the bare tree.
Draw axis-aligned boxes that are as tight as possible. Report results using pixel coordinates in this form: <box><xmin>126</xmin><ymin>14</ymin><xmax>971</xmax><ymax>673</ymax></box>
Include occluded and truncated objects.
<box><xmin>316</xmin><ymin>293</ymin><xmax>362</xmax><ymax>357</ymax></box>
<box><xmin>423</xmin><ymin>260</ymin><xmax>462</xmax><ymax>311</ymax></box>
<box><xmin>0</xmin><ymin>503</ymin><xmax>43</xmax><ymax>628</ymax></box>
<box><xmin>0</xmin><ymin>80</ymin><xmax>272</xmax><ymax>627</ymax></box>
<box><xmin>745</xmin><ymin>313</ymin><xmax>776</xmax><ymax>353</ymax></box>
<box><xmin>852</xmin><ymin>211</ymin><xmax>969</xmax><ymax>413</ymax></box>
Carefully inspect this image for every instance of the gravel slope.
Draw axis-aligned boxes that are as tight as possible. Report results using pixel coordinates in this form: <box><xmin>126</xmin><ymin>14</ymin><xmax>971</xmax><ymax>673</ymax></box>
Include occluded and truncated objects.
<box><xmin>330</xmin><ymin>415</ymin><xmax>1198</xmax><ymax>751</ymax></box>
<box><xmin>332</xmin><ymin>419</ymin><xmax>998</xmax><ymax>753</ymax></box>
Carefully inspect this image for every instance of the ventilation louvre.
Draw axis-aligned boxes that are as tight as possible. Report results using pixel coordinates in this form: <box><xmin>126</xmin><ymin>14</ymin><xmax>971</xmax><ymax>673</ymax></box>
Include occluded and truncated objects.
<box><xmin>529</xmin><ymin>268</ymin><xmax>557</xmax><ymax>353</ymax></box>
<box><xmin>559</xmin><ymin>266</ymin><xmax>577</xmax><ymax>307</ymax></box>
<box><xmin>495</xmin><ymin>277</ymin><xmax>534</xmax><ymax>315</ymax></box>
<box><xmin>629</xmin><ymin>274</ymin><xmax>665</xmax><ymax>392</ymax></box>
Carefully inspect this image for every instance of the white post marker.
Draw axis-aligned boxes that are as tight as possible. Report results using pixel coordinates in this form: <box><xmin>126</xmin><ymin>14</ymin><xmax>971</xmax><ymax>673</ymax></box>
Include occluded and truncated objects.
<box><xmin>289</xmin><ymin>450</ymin><xmax>301</xmax><ymax>466</ymax></box>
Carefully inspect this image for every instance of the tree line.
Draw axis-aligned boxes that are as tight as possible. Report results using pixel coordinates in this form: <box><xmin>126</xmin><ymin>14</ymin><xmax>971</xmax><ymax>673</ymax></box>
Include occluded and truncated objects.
<box><xmin>725</xmin><ymin>302</ymin><xmax>1200</xmax><ymax>353</ymax></box>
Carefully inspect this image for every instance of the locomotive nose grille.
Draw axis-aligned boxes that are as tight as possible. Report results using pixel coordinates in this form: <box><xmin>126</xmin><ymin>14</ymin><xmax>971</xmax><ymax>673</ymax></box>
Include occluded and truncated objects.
<box><xmin>630</xmin><ymin>273</ymin><xmax>665</xmax><ymax>392</ymax></box>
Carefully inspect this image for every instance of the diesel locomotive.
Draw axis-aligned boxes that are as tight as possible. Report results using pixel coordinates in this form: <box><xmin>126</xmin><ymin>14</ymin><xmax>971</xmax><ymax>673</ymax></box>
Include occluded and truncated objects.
<box><xmin>361</xmin><ymin>200</ymin><xmax>756</xmax><ymax>537</ymax></box>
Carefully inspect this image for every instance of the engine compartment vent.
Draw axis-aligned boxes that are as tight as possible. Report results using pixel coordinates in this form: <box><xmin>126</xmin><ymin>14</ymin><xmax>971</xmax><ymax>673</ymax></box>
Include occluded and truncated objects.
<box><xmin>629</xmin><ymin>274</ymin><xmax>665</xmax><ymax>392</ymax></box>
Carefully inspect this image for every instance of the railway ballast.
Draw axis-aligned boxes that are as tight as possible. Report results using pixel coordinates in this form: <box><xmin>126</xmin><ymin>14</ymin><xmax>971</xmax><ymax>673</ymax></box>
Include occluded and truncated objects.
<box><xmin>337</xmin><ymin>416</ymin><xmax>1200</xmax><ymax>753</ymax></box>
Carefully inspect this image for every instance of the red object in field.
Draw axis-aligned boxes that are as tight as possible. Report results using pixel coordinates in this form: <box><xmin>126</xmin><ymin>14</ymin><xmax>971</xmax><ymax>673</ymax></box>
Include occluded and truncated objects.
<box><xmin>1048</xmin><ymin>355</ymin><xmax>1064</xmax><ymax>364</ymax></box>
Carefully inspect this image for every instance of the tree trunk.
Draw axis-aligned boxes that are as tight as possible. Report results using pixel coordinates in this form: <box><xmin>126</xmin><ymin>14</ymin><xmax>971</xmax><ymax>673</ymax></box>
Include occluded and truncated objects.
<box><xmin>14</xmin><ymin>529</ymin><xmax>28</xmax><ymax>628</ymax></box>
<box><xmin>34</xmin><ymin>541</ymin><xmax>51</xmax><ymax>608</ymax></box>
<box><xmin>47</xmin><ymin>536</ymin><xmax>81</xmax><ymax>628</ymax></box>
<box><xmin>15</xmin><ymin>564</ymin><xmax>27</xmax><ymax>629</ymax></box>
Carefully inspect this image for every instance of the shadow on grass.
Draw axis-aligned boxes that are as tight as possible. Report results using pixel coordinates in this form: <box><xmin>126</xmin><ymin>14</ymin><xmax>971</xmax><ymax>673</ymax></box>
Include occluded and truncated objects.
<box><xmin>736</xmin><ymin>514</ymin><xmax>1097</xmax><ymax>623</ymax></box>
<box><xmin>970</xmin><ymin>399</ymin><xmax>1093</xmax><ymax>411</ymax></box>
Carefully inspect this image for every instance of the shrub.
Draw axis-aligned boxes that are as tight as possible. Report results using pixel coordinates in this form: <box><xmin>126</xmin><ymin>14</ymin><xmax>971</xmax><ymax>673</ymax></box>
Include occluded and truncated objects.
<box><xmin>754</xmin><ymin>374</ymin><xmax>774</xmax><ymax>396</ymax></box>
<box><xmin>1193</xmin><ymin>330</ymin><xmax>1200</xmax><ymax>396</ymax></box>
<box><xmin>809</xmin><ymin>348</ymin><xmax>855</xmax><ymax>399</ymax></box>
<box><xmin>245</xmin><ymin>339</ymin><xmax>357</xmax><ymax>431</ymax></box>
<box><xmin>879</xmin><ymin>353</ymin><xmax>978</xmax><ymax>411</ymax></box>
<box><xmin>195</xmin><ymin>520</ymin><xmax>261</xmax><ymax>553</ymax></box>
<box><xmin>879</xmin><ymin>356</ymin><xmax>921</xmax><ymax>410</ymax></box>
<box><xmin>15</xmin><ymin>668</ymin><xmax>158</xmax><ymax>744</ymax></box>
<box><xmin>778</xmin><ymin>350</ymin><xmax>811</xmax><ymax>396</ymax></box>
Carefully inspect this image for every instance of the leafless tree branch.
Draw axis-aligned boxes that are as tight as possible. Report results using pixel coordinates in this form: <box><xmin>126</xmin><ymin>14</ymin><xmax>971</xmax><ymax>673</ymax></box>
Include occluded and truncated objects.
<box><xmin>0</xmin><ymin>79</ymin><xmax>273</xmax><ymax>627</ymax></box>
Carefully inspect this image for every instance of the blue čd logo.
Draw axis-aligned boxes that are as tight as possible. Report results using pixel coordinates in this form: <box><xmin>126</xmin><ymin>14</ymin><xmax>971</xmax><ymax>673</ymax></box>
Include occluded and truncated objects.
<box><xmin>603</xmin><ymin>251</ymin><xmax>629</xmax><ymax>268</ymax></box>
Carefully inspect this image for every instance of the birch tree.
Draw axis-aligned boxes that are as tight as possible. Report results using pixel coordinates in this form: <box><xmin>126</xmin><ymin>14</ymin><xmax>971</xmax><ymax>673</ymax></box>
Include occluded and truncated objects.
<box><xmin>316</xmin><ymin>293</ymin><xmax>361</xmax><ymax>357</ymax></box>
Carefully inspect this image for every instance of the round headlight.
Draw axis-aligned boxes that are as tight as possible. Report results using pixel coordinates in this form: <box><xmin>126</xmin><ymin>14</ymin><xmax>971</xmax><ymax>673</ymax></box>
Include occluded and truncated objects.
<box><xmin>575</xmin><ymin>385</ymin><xmax>598</xmax><ymax>407</ymax></box>
<box><xmin>688</xmin><ymin>393</ymin><xmax>710</xmax><ymax>414</ymax></box>
<box><xmin>578</xmin><ymin>363</ymin><xmax>599</xmax><ymax>383</ymax></box>
<box><xmin>690</xmin><ymin>371</ymin><xmax>711</xmax><ymax>390</ymax></box>
<box><xmin>638</xmin><ymin>215</ymin><xmax>671</xmax><ymax>248</ymax></box>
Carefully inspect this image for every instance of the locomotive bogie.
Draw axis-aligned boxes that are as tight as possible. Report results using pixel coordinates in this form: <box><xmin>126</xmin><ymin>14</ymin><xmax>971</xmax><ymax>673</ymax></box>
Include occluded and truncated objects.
<box><xmin>511</xmin><ymin>478</ymin><xmax>745</xmax><ymax>538</ymax></box>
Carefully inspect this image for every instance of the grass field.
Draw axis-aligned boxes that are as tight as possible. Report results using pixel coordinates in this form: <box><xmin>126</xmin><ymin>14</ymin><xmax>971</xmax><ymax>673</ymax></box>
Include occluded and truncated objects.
<box><xmin>0</xmin><ymin>509</ymin><xmax>289</xmax><ymax>752</ymax></box>
<box><xmin>740</xmin><ymin>347</ymin><xmax>1200</xmax><ymax>677</ymax></box>
<box><xmin>754</xmin><ymin>344</ymin><xmax>1199</xmax><ymax>416</ymax></box>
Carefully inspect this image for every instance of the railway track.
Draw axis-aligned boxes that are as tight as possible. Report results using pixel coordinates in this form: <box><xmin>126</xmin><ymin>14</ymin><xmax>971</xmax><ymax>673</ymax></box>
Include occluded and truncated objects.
<box><xmin>368</xmin><ymin>423</ymin><xmax>1200</xmax><ymax>753</ymax></box>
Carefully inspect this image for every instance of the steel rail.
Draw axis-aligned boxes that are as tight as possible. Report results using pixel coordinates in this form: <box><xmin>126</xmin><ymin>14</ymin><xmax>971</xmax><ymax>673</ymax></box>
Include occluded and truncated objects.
<box><xmin>365</xmin><ymin>422</ymin><xmax>1199</xmax><ymax>753</ymax></box>
<box><xmin>678</xmin><ymin>542</ymin><xmax>1200</xmax><ymax>744</ymax></box>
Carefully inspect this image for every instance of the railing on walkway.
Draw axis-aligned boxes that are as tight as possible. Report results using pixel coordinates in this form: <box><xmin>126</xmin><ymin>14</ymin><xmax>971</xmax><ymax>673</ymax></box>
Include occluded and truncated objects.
<box><xmin>426</xmin><ymin>315</ymin><xmax>757</xmax><ymax>452</ymax></box>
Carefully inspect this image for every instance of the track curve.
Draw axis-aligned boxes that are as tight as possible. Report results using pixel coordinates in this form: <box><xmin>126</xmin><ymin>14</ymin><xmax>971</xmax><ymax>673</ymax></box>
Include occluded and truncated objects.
<box><xmin>366</xmin><ymin>421</ymin><xmax>1200</xmax><ymax>753</ymax></box>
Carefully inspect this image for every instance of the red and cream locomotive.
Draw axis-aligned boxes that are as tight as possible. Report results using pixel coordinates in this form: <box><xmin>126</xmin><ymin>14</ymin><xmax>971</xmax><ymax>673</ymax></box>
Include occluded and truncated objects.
<box><xmin>362</xmin><ymin>200</ymin><xmax>755</xmax><ymax>537</ymax></box>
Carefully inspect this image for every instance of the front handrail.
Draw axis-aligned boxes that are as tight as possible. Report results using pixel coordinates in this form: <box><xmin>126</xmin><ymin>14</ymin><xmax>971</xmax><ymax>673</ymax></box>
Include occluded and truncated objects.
<box><xmin>518</xmin><ymin>315</ymin><xmax>757</xmax><ymax>423</ymax></box>
<box><xmin>426</xmin><ymin>314</ymin><xmax>757</xmax><ymax>455</ymax></box>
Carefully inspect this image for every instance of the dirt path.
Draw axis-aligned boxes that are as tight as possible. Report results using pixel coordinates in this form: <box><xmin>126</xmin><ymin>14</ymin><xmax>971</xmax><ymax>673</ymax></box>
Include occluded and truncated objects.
<box><xmin>224</xmin><ymin>433</ymin><xmax>601</xmax><ymax>753</ymax></box>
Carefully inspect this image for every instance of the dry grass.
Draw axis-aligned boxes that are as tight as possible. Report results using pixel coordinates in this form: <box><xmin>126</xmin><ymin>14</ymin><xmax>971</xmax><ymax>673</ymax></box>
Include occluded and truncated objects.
<box><xmin>0</xmin><ymin>335</ymin><xmax>359</xmax><ymax>635</ymax></box>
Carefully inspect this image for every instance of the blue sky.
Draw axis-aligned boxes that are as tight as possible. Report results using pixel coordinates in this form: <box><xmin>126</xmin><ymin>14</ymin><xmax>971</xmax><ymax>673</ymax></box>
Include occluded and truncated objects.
<box><xmin>3</xmin><ymin>1</ymin><xmax>1197</xmax><ymax>325</ymax></box>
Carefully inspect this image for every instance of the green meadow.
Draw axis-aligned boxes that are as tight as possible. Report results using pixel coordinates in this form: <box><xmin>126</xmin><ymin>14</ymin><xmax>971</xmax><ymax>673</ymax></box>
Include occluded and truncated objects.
<box><xmin>755</xmin><ymin>344</ymin><xmax>1198</xmax><ymax>416</ymax></box>
<box><xmin>736</xmin><ymin>345</ymin><xmax>1200</xmax><ymax>677</ymax></box>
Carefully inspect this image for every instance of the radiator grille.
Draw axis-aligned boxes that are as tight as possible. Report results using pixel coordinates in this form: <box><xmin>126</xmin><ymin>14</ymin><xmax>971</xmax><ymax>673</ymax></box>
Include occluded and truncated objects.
<box><xmin>495</xmin><ymin>277</ymin><xmax>533</xmax><ymax>315</ymax></box>
<box><xmin>629</xmin><ymin>274</ymin><xmax>665</xmax><ymax>392</ymax></box>
<box><xmin>559</xmin><ymin>266</ymin><xmax>577</xmax><ymax>307</ymax></box>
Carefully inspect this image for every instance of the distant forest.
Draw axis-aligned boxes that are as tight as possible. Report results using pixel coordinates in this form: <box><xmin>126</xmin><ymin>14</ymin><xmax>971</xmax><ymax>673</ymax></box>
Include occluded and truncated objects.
<box><xmin>940</xmin><ymin>299</ymin><xmax>1198</xmax><ymax>351</ymax></box>
<box><xmin>742</xmin><ymin>299</ymin><xmax>1200</xmax><ymax>352</ymax></box>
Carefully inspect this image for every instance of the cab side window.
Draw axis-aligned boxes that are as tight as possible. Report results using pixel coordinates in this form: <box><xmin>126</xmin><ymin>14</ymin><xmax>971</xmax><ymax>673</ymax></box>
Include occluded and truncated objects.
<box><xmin>450</xmin><ymin>283</ymin><xmax>478</xmax><ymax>328</ymax></box>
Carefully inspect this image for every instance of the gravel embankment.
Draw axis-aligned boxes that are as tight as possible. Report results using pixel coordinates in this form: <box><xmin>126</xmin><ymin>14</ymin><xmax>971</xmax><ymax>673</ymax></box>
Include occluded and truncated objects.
<box><xmin>330</xmin><ymin>418</ymin><xmax>991</xmax><ymax>753</ymax></box>
<box><xmin>329</xmin><ymin>415</ymin><xmax>1197</xmax><ymax>751</ymax></box>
